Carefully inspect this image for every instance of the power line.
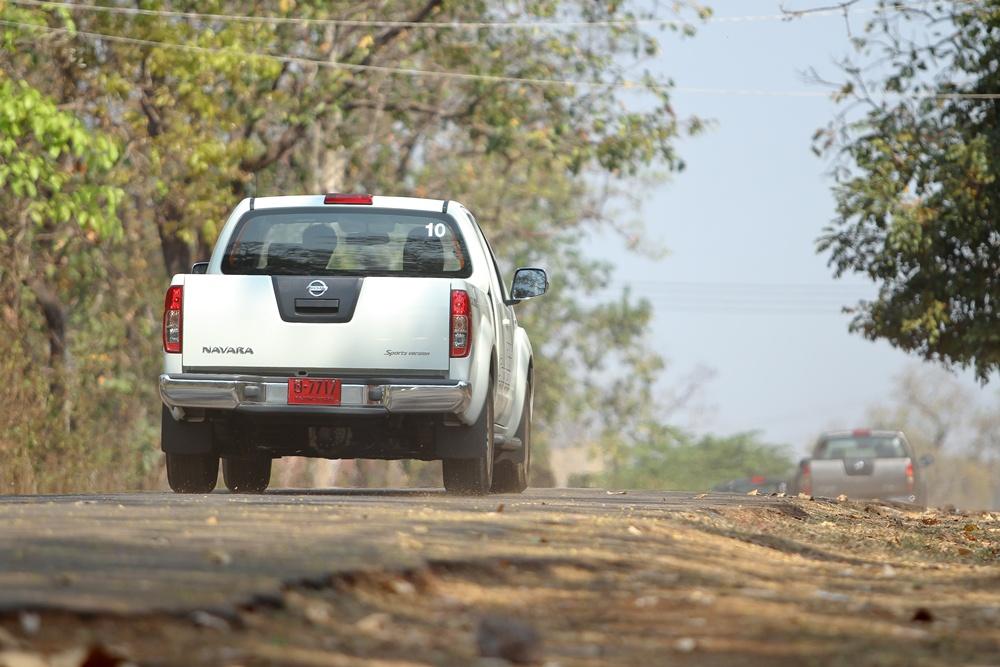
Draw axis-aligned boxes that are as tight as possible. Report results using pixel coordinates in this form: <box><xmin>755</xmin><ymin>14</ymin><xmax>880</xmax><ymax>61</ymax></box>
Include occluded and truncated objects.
<box><xmin>623</xmin><ymin>296</ymin><xmax>859</xmax><ymax>314</ymax></box>
<box><xmin>606</xmin><ymin>280</ymin><xmax>875</xmax><ymax>296</ymax></box>
<box><xmin>591</xmin><ymin>280</ymin><xmax>873</xmax><ymax>314</ymax></box>
<box><xmin>635</xmin><ymin>297</ymin><xmax>863</xmax><ymax>306</ymax></box>
<box><xmin>637</xmin><ymin>305</ymin><xmax>852</xmax><ymax>316</ymax></box>
<box><xmin>0</xmin><ymin>18</ymin><xmax>604</xmax><ymax>89</ymax></box>
<box><xmin>3</xmin><ymin>17</ymin><xmax>999</xmax><ymax>100</ymax></box>
<box><xmin>614</xmin><ymin>280</ymin><xmax>874</xmax><ymax>290</ymax></box>
<box><xmin>639</xmin><ymin>294</ymin><xmax>861</xmax><ymax>304</ymax></box>
<box><xmin>6</xmin><ymin>0</ymin><xmax>974</xmax><ymax>30</ymax></box>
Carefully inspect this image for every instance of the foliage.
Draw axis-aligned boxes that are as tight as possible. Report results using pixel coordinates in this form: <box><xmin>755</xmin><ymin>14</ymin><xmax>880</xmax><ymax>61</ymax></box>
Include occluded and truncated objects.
<box><xmin>816</xmin><ymin>1</ymin><xmax>1000</xmax><ymax>381</ymax></box>
<box><xmin>0</xmin><ymin>1</ymin><xmax>703</xmax><ymax>490</ymax></box>
<box><xmin>600</xmin><ymin>426</ymin><xmax>793</xmax><ymax>492</ymax></box>
<box><xmin>0</xmin><ymin>76</ymin><xmax>122</xmax><ymax>238</ymax></box>
<box><xmin>0</xmin><ymin>73</ymin><xmax>160</xmax><ymax>492</ymax></box>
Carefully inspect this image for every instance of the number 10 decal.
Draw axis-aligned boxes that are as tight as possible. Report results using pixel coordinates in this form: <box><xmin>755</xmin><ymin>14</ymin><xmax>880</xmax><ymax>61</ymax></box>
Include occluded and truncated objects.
<box><xmin>424</xmin><ymin>222</ymin><xmax>447</xmax><ymax>238</ymax></box>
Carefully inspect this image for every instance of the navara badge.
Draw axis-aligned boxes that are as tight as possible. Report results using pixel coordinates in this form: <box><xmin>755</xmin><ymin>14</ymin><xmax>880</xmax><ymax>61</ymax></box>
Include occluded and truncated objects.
<box><xmin>307</xmin><ymin>279</ymin><xmax>328</xmax><ymax>297</ymax></box>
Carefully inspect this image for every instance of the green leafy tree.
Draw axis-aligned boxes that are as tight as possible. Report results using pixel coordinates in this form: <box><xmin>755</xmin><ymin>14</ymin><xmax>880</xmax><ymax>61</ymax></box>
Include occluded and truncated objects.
<box><xmin>0</xmin><ymin>73</ymin><xmax>134</xmax><ymax>491</ymax></box>
<box><xmin>816</xmin><ymin>1</ymin><xmax>1000</xmax><ymax>381</ymax></box>
<box><xmin>0</xmin><ymin>72</ymin><xmax>124</xmax><ymax>384</ymax></box>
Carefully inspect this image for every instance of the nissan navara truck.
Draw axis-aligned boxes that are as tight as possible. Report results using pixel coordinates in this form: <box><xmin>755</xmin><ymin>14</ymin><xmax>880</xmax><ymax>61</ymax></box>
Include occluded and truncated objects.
<box><xmin>159</xmin><ymin>194</ymin><xmax>547</xmax><ymax>495</ymax></box>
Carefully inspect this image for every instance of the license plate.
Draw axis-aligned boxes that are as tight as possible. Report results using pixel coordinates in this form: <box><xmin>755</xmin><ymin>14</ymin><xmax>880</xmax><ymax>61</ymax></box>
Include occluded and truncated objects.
<box><xmin>287</xmin><ymin>378</ymin><xmax>342</xmax><ymax>405</ymax></box>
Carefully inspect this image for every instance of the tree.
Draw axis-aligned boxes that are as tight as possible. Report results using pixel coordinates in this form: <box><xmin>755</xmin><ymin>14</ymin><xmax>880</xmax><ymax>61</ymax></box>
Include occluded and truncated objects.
<box><xmin>0</xmin><ymin>75</ymin><xmax>124</xmax><ymax>376</ymax></box>
<box><xmin>816</xmin><ymin>1</ymin><xmax>1000</xmax><ymax>381</ymax></box>
<box><xmin>0</xmin><ymin>74</ymin><xmax>133</xmax><ymax>491</ymax></box>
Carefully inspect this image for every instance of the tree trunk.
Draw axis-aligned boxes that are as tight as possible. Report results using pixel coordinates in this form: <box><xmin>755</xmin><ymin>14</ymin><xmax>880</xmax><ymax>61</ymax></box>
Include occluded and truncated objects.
<box><xmin>26</xmin><ymin>277</ymin><xmax>71</xmax><ymax>429</ymax></box>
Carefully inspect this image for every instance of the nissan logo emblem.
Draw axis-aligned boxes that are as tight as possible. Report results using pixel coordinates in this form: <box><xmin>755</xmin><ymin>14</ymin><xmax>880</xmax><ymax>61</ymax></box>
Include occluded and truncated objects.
<box><xmin>307</xmin><ymin>279</ymin><xmax>328</xmax><ymax>297</ymax></box>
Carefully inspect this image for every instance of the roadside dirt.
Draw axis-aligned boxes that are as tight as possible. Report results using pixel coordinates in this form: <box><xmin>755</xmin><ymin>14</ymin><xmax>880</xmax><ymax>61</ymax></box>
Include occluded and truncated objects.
<box><xmin>1</xmin><ymin>495</ymin><xmax>999</xmax><ymax>666</ymax></box>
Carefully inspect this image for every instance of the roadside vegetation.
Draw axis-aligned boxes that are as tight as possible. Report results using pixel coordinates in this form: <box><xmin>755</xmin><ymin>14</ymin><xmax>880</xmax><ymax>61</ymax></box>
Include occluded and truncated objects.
<box><xmin>599</xmin><ymin>429</ymin><xmax>792</xmax><ymax>492</ymax></box>
<box><xmin>0</xmin><ymin>0</ymin><xmax>717</xmax><ymax>492</ymax></box>
<box><xmin>2</xmin><ymin>1</ymin><xmax>998</xmax><ymax>498</ymax></box>
<box><xmin>816</xmin><ymin>1</ymin><xmax>1000</xmax><ymax>382</ymax></box>
<box><xmin>805</xmin><ymin>0</ymin><xmax>1000</xmax><ymax>510</ymax></box>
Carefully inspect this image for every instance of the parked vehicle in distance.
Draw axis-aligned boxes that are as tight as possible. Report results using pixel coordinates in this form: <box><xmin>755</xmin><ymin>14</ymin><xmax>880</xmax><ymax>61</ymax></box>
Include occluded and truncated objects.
<box><xmin>159</xmin><ymin>194</ymin><xmax>548</xmax><ymax>496</ymax></box>
<box><xmin>792</xmin><ymin>429</ymin><xmax>932</xmax><ymax>505</ymax></box>
<box><xmin>712</xmin><ymin>476</ymin><xmax>787</xmax><ymax>495</ymax></box>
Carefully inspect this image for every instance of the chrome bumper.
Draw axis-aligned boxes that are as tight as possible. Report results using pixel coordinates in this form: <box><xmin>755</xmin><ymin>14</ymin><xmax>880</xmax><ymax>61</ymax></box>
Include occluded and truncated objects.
<box><xmin>159</xmin><ymin>374</ymin><xmax>471</xmax><ymax>415</ymax></box>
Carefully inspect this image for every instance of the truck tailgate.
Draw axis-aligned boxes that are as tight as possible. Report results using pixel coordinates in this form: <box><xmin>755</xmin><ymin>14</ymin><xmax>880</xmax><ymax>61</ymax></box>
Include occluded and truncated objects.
<box><xmin>182</xmin><ymin>275</ymin><xmax>451</xmax><ymax>373</ymax></box>
<box><xmin>811</xmin><ymin>458</ymin><xmax>911</xmax><ymax>498</ymax></box>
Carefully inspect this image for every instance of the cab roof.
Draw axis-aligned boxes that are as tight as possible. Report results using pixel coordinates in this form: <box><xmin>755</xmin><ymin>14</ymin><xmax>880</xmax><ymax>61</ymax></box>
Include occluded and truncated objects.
<box><xmin>246</xmin><ymin>194</ymin><xmax>450</xmax><ymax>213</ymax></box>
<box><xmin>820</xmin><ymin>429</ymin><xmax>905</xmax><ymax>439</ymax></box>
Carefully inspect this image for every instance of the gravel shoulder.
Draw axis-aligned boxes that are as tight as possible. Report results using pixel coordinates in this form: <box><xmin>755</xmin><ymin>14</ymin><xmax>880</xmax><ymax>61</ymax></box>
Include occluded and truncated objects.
<box><xmin>1</xmin><ymin>489</ymin><xmax>998</xmax><ymax>666</ymax></box>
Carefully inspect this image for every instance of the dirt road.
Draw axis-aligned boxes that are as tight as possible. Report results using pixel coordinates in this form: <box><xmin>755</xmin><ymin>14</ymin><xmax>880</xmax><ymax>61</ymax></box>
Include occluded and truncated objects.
<box><xmin>1</xmin><ymin>488</ymin><xmax>998</xmax><ymax>666</ymax></box>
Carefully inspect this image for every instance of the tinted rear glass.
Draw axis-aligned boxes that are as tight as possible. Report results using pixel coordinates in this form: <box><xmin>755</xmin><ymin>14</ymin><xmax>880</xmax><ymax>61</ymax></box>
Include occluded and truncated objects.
<box><xmin>816</xmin><ymin>436</ymin><xmax>907</xmax><ymax>459</ymax></box>
<box><xmin>222</xmin><ymin>209</ymin><xmax>471</xmax><ymax>277</ymax></box>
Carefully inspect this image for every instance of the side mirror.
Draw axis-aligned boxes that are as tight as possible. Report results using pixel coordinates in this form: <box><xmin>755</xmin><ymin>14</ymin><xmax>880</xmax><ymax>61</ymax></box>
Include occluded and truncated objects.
<box><xmin>919</xmin><ymin>454</ymin><xmax>935</xmax><ymax>467</ymax></box>
<box><xmin>509</xmin><ymin>267</ymin><xmax>548</xmax><ymax>303</ymax></box>
<box><xmin>191</xmin><ymin>262</ymin><xmax>209</xmax><ymax>274</ymax></box>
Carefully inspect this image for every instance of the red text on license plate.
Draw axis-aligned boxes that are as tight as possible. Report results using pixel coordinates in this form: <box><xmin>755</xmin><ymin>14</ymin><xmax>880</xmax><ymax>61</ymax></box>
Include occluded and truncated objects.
<box><xmin>287</xmin><ymin>378</ymin><xmax>342</xmax><ymax>405</ymax></box>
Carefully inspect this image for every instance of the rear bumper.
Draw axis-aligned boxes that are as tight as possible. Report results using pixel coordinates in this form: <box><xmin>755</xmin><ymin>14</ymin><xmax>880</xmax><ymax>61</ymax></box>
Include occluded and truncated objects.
<box><xmin>159</xmin><ymin>373</ymin><xmax>471</xmax><ymax>415</ymax></box>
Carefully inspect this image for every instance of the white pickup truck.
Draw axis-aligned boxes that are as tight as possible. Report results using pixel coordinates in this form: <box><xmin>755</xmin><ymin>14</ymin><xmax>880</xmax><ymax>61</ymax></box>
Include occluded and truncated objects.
<box><xmin>159</xmin><ymin>194</ymin><xmax>547</xmax><ymax>495</ymax></box>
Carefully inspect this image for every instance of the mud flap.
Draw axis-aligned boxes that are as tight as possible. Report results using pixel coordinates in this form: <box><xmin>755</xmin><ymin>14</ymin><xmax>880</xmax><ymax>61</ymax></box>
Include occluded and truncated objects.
<box><xmin>435</xmin><ymin>424</ymin><xmax>478</xmax><ymax>459</ymax></box>
<box><xmin>434</xmin><ymin>405</ymin><xmax>489</xmax><ymax>460</ymax></box>
<box><xmin>160</xmin><ymin>405</ymin><xmax>214</xmax><ymax>455</ymax></box>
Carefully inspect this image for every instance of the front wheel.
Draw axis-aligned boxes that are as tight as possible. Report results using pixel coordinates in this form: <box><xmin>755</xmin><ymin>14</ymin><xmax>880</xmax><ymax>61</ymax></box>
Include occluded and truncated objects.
<box><xmin>492</xmin><ymin>379</ymin><xmax>531</xmax><ymax>494</ymax></box>
<box><xmin>166</xmin><ymin>453</ymin><xmax>219</xmax><ymax>494</ymax></box>
<box><xmin>223</xmin><ymin>456</ymin><xmax>272</xmax><ymax>493</ymax></box>
<box><xmin>443</xmin><ymin>386</ymin><xmax>494</xmax><ymax>495</ymax></box>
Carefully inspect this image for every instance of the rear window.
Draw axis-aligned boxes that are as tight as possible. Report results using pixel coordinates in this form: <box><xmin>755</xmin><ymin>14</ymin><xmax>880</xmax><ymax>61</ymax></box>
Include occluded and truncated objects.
<box><xmin>816</xmin><ymin>436</ymin><xmax>908</xmax><ymax>459</ymax></box>
<box><xmin>222</xmin><ymin>209</ymin><xmax>471</xmax><ymax>277</ymax></box>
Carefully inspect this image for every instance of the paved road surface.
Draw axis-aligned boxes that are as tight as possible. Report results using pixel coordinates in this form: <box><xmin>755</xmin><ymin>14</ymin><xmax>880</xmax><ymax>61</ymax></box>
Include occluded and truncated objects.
<box><xmin>0</xmin><ymin>488</ymin><xmax>780</xmax><ymax>615</ymax></box>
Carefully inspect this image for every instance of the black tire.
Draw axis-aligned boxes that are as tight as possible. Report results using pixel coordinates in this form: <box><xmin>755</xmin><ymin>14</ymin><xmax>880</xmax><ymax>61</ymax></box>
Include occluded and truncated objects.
<box><xmin>222</xmin><ymin>456</ymin><xmax>272</xmax><ymax>493</ymax></box>
<box><xmin>166</xmin><ymin>453</ymin><xmax>219</xmax><ymax>494</ymax></box>
<box><xmin>442</xmin><ymin>385</ymin><xmax>495</xmax><ymax>495</ymax></box>
<box><xmin>492</xmin><ymin>378</ymin><xmax>531</xmax><ymax>494</ymax></box>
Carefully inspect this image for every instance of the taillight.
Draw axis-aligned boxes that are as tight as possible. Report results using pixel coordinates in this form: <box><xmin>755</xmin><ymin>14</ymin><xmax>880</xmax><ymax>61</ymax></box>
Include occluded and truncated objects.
<box><xmin>905</xmin><ymin>461</ymin><xmax>915</xmax><ymax>491</ymax></box>
<box><xmin>799</xmin><ymin>461</ymin><xmax>812</xmax><ymax>496</ymax></box>
<box><xmin>324</xmin><ymin>193</ymin><xmax>372</xmax><ymax>205</ymax></box>
<box><xmin>450</xmin><ymin>289</ymin><xmax>471</xmax><ymax>358</ymax></box>
<box><xmin>163</xmin><ymin>285</ymin><xmax>183</xmax><ymax>353</ymax></box>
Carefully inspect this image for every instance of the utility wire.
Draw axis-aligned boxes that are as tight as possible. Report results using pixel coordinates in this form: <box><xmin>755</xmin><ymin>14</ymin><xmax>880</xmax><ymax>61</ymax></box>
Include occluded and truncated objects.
<box><xmin>3</xmin><ymin>17</ymin><xmax>1000</xmax><ymax>99</ymax></box>
<box><xmin>594</xmin><ymin>280</ymin><xmax>875</xmax><ymax>314</ymax></box>
<box><xmin>634</xmin><ymin>305</ymin><xmax>852</xmax><ymax>316</ymax></box>
<box><xmin>0</xmin><ymin>18</ymin><xmax>613</xmax><ymax>89</ymax></box>
<box><xmin>614</xmin><ymin>280</ymin><xmax>874</xmax><ymax>290</ymax></box>
<box><xmin>6</xmin><ymin>0</ymin><xmax>978</xmax><ymax>30</ymax></box>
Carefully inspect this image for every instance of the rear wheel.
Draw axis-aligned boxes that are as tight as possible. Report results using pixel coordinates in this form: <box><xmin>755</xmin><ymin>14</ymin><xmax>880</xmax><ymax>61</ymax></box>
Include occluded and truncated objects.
<box><xmin>166</xmin><ymin>453</ymin><xmax>219</xmax><ymax>494</ymax></box>
<box><xmin>443</xmin><ymin>386</ymin><xmax>494</xmax><ymax>495</ymax></box>
<box><xmin>223</xmin><ymin>456</ymin><xmax>272</xmax><ymax>493</ymax></box>
<box><xmin>492</xmin><ymin>379</ymin><xmax>531</xmax><ymax>494</ymax></box>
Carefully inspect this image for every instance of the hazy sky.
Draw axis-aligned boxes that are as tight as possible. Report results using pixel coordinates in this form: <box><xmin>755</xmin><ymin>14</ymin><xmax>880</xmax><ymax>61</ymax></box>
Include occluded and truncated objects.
<box><xmin>588</xmin><ymin>0</ymin><xmax>996</xmax><ymax>454</ymax></box>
